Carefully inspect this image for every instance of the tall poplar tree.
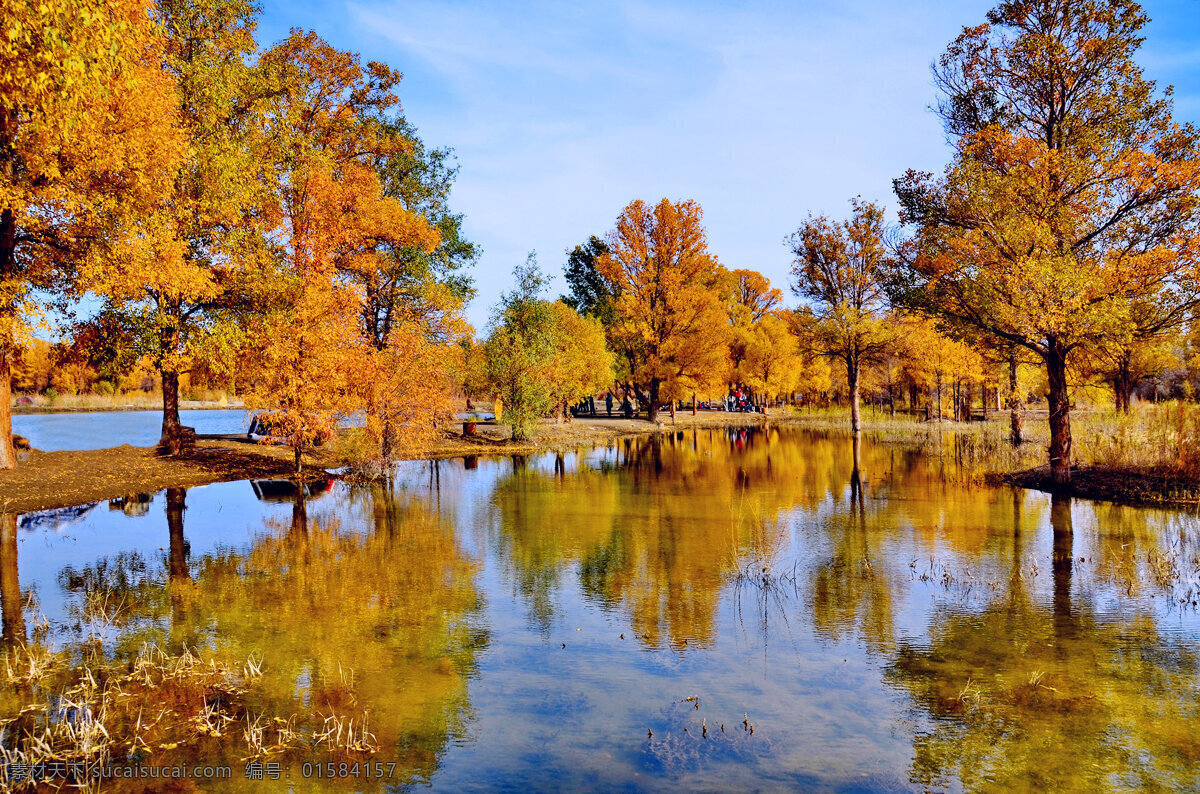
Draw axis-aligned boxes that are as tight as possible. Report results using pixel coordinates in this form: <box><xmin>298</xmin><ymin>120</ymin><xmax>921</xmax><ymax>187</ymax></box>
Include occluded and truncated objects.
<box><xmin>597</xmin><ymin>199</ymin><xmax>728</xmax><ymax>421</ymax></box>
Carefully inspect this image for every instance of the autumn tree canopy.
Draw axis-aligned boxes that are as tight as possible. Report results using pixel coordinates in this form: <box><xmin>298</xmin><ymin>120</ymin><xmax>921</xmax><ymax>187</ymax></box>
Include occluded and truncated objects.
<box><xmin>0</xmin><ymin>0</ymin><xmax>182</xmax><ymax>467</ymax></box>
<box><xmin>240</xmin><ymin>32</ymin><xmax>441</xmax><ymax>471</ymax></box>
<box><xmin>789</xmin><ymin>198</ymin><xmax>897</xmax><ymax>432</ymax></box>
<box><xmin>597</xmin><ymin>199</ymin><xmax>728</xmax><ymax>421</ymax></box>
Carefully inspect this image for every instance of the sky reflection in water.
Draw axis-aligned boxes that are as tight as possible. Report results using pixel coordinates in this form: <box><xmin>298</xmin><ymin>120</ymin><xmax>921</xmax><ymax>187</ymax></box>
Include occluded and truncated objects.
<box><xmin>4</xmin><ymin>427</ymin><xmax>1200</xmax><ymax>791</ymax></box>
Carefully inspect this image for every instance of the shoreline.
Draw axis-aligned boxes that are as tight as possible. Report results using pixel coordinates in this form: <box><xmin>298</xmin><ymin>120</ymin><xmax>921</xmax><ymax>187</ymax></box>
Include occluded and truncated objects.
<box><xmin>2</xmin><ymin>410</ymin><xmax>1197</xmax><ymax>514</ymax></box>
<box><xmin>0</xmin><ymin>411</ymin><xmax>774</xmax><ymax>514</ymax></box>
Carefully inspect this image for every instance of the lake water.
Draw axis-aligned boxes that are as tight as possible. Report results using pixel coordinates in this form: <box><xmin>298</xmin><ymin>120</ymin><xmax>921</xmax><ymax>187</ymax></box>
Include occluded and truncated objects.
<box><xmin>3</xmin><ymin>427</ymin><xmax>1199</xmax><ymax>790</ymax></box>
<box><xmin>12</xmin><ymin>409</ymin><xmax>250</xmax><ymax>451</ymax></box>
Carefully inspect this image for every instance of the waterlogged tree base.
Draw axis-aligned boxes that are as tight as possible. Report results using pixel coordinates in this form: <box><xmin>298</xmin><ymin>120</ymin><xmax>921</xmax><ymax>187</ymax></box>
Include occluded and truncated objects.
<box><xmin>1002</xmin><ymin>465</ymin><xmax>1200</xmax><ymax>507</ymax></box>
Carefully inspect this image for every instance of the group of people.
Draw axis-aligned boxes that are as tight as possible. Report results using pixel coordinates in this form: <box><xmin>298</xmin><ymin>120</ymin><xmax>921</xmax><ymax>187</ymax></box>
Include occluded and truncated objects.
<box><xmin>723</xmin><ymin>390</ymin><xmax>764</xmax><ymax>413</ymax></box>
<box><xmin>572</xmin><ymin>393</ymin><xmax>637</xmax><ymax>419</ymax></box>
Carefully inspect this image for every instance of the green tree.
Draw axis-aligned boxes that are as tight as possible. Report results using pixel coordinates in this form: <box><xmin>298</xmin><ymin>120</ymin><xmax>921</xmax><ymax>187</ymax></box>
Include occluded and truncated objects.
<box><xmin>486</xmin><ymin>255</ymin><xmax>557</xmax><ymax>441</ymax></box>
<box><xmin>561</xmin><ymin>236</ymin><xmax>616</xmax><ymax>325</ymax></box>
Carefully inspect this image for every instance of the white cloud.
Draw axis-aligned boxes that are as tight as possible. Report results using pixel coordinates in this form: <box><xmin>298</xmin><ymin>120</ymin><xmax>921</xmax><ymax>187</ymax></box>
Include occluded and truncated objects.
<box><xmin>332</xmin><ymin>0</ymin><xmax>1198</xmax><ymax>328</ymax></box>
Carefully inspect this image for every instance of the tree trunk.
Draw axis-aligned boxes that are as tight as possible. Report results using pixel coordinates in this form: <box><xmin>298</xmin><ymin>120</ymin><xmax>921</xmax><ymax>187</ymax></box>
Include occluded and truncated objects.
<box><xmin>381</xmin><ymin>418</ymin><xmax>395</xmax><ymax>461</ymax></box>
<box><xmin>159</xmin><ymin>368</ymin><xmax>184</xmax><ymax>455</ymax></box>
<box><xmin>1046</xmin><ymin>339</ymin><xmax>1072</xmax><ymax>486</ymax></box>
<box><xmin>0</xmin><ymin>112</ymin><xmax>17</xmax><ymax>469</ymax></box>
<box><xmin>691</xmin><ymin>392</ymin><xmax>696</xmax><ymax>416</ymax></box>
<box><xmin>0</xmin><ymin>355</ymin><xmax>13</xmax><ymax>470</ymax></box>
<box><xmin>293</xmin><ymin>440</ymin><xmax>303</xmax><ymax>474</ymax></box>
<box><xmin>647</xmin><ymin>380</ymin><xmax>660</xmax><ymax>422</ymax></box>
<box><xmin>166</xmin><ymin>487</ymin><xmax>189</xmax><ymax>582</ymax></box>
<box><xmin>1008</xmin><ymin>349</ymin><xmax>1023</xmax><ymax>445</ymax></box>
<box><xmin>935</xmin><ymin>372</ymin><xmax>943</xmax><ymax>421</ymax></box>
<box><xmin>1114</xmin><ymin>350</ymin><xmax>1133</xmax><ymax>414</ymax></box>
<box><xmin>847</xmin><ymin>358</ymin><xmax>861</xmax><ymax>433</ymax></box>
<box><xmin>0</xmin><ymin>513</ymin><xmax>22</xmax><ymax>647</ymax></box>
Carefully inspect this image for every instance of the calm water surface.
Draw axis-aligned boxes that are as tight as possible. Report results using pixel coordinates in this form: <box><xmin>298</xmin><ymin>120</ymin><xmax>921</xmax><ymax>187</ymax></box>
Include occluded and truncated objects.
<box><xmin>12</xmin><ymin>409</ymin><xmax>250</xmax><ymax>451</ymax></box>
<box><xmin>3</xmin><ymin>428</ymin><xmax>1200</xmax><ymax>791</ymax></box>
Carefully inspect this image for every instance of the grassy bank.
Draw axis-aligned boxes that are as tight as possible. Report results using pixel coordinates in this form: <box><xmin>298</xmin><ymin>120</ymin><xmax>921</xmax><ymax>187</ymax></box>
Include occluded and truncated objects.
<box><xmin>0</xmin><ymin>411</ymin><xmax>771</xmax><ymax>513</ymax></box>
<box><xmin>783</xmin><ymin>403</ymin><xmax>1200</xmax><ymax>505</ymax></box>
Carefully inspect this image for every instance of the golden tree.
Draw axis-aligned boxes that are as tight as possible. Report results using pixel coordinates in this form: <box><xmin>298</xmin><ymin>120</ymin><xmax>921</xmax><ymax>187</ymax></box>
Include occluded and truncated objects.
<box><xmin>894</xmin><ymin>0</ymin><xmax>1200</xmax><ymax>484</ymax></box>
<box><xmin>243</xmin><ymin>33</ymin><xmax>439</xmax><ymax>471</ymax></box>
<box><xmin>789</xmin><ymin>198</ymin><xmax>897</xmax><ymax>431</ymax></box>
<box><xmin>597</xmin><ymin>199</ymin><xmax>728</xmax><ymax>421</ymax></box>
<box><xmin>77</xmin><ymin>0</ymin><xmax>270</xmax><ymax>455</ymax></box>
<box><xmin>0</xmin><ymin>0</ymin><xmax>181</xmax><ymax>467</ymax></box>
<box><xmin>739</xmin><ymin>310</ymin><xmax>806</xmax><ymax>404</ymax></box>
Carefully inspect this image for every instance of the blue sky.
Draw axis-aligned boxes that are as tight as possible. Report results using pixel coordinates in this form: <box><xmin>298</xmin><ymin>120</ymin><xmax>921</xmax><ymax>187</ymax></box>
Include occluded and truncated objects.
<box><xmin>256</xmin><ymin>0</ymin><xmax>1200</xmax><ymax>331</ymax></box>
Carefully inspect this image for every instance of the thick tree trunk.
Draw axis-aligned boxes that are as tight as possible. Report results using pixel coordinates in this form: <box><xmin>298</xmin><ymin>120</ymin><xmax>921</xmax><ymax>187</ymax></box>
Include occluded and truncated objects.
<box><xmin>691</xmin><ymin>392</ymin><xmax>696</xmax><ymax>416</ymax></box>
<box><xmin>0</xmin><ymin>113</ymin><xmax>17</xmax><ymax>469</ymax></box>
<box><xmin>159</xmin><ymin>369</ymin><xmax>184</xmax><ymax>455</ymax></box>
<box><xmin>293</xmin><ymin>439</ymin><xmax>303</xmax><ymax>474</ymax></box>
<box><xmin>1008</xmin><ymin>349</ymin><xmax>1023</xmax><ymax>445</ymax></box>
<box><xmin>1046</xmin><ymin>340</ymin><xmax>1072</xmax><ymax>487</ymax></box>
<box><xmin>647</xmin><ymin>380</ymin><xmax>660</xmax><ymax>422</ymax></box>
<box><xmin>847</xmin><ymin>358</ymin><xmax>861</xmax><ymax>433</ymax></box>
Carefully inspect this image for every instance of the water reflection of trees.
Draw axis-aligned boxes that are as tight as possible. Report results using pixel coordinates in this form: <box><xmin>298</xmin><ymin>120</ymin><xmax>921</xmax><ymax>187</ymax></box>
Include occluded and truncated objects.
<box><xmin>38</xmin><ymin>482</ymin><xmax>487</xmax><ymax>787</ymax></box>
<box><xmin>489</xmin><ymin>427</ymin><xmax>1200</xmax><ymax>786</ymax></box>
<box><xmin>491</xmin><ymin>429</ymin><xmax>883</xmax><ymax>649</ymax></box>
<box><xmin>884</xmin><ymin>495</ymin><xmax>1200</xmax><ymax>790</ymax></box>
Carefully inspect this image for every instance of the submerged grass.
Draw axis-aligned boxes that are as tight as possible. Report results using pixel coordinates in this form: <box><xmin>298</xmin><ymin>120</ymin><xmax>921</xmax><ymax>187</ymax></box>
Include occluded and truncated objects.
<box><xmin>0</xmin><ymin>639</ymin><xmax>379</xmax><ymax>789</ymax></box>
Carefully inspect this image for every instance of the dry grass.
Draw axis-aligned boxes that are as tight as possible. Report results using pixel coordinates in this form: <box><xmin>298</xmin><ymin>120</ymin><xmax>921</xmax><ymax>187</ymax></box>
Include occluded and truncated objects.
<box><xmin>785</xmin><ymin>402</ymin><xmax>1200</xmax><ymax>503</ymax></box>
<box><xmin>0</xmin><ymin>640</ymin><xmax>380</xmax><ymax>788</ymax></box>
